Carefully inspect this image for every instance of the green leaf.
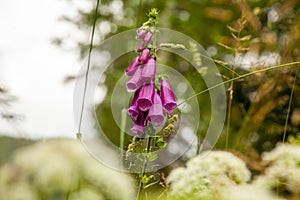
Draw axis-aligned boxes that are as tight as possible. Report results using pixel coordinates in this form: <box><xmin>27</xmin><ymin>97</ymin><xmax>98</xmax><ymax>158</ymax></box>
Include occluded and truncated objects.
<box><xmin>141</xmin><ymin>174</ymin><xmax>154</xmax><ymax>184</ymax></box>
<box><xmin>147</xmin><ymin>152</ymin><xmax>158</xmax><ymax>161</ymax></box>
<box><xmin>153</xmin><ymin>136</ymin><xmax>167</xmax><ymax>148</ymax></box>
<box><xmin>143</xmin><ymin>180</ymin><xmax>160</xmax><ymax>189</ymax></box>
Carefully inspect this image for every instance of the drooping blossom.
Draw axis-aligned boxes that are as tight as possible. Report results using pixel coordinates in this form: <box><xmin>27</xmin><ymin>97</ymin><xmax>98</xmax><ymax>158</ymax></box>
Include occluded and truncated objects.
<box><xmin>143</xmin><ymin>31</ymin><xmax>153</xmax><ymax>43</ymax></box>
<box><xmin>136</xmin><ymin>40</ymin><xmax>145</xmax><ymax>52</ymax></box>
<box><xmin>138</xmin><ymin>48</ymin><xmax>150</xmax><ymax>64</ymax></box>
<box><xmin>127</xmin><ymin>89</ymin><xmax>140</xmax><ymax>120</ymax></box>
<box><xmin>126</xmin><ymin>66</ymin><xmax>142</xmax><ymax>92</ymax></box>
<box><xmin>137</xmin><ymin>82</ymin><xmax>154</xmax><ymax>111</ymax></box>
<box><xmin>141</xmin><ymin>57</ymin><xmax>156</xmax><ymax>84</ymax></box>
<box><xmin>136</xmin><ymin>27</ymin><xmax>147</xmax><ymax>39</ymax></box>
<box><xmin>148</xmin><ymin>91</ymin><xmax>164</xmax><ymax>127</ymax></box>
<box><xmin>130</xmin><ymin>112</ymin><xmax>147</xmax><ymax>137</ymax></box>
<box><xmin>160</xmin><ymin>78</ymin><xmax>177</xmax><ymax>114</ymax></box>
<box><xmin>125</xmin><ymin>57</ymin><xmax>139</xmax><ymax>76</ymax></box>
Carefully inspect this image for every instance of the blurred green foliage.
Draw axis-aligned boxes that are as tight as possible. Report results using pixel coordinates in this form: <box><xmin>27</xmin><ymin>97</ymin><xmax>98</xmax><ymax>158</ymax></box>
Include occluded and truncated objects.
<box><xmin>1</xmin><ymin>1</ymin><xmax>300</xmax><ymax>200</ymax></box>
<box><xmin>58</xmin><ymin>0</ymin><xmax>300</xmax><ymax>153</ymax></box>
<box><xmin>0</xmin><ymin>136</ymin><xmax>33</xmax><ymax>165</ymax></box>
<box><xmin>55</xmin><ymin>0</ymin><xmax>300</xmax><ymax>198</ymax></box>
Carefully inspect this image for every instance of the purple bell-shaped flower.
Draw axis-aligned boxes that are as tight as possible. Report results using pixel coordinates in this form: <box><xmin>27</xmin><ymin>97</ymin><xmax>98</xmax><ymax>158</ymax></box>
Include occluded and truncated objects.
<box><xmin>136</xmin><ymin>28</ymin><xmax>147</xmax><ymax>39</ymax></box>
<box><xmin>148</xmin><ymin>91</ymin><xmax>165</xmax><ymax>127</ymax></box>
<box><xmin>141</xmin><ymin>57</ymin><xmax>156</xmax><ymax>84</ymax></box>
<box><xmin>131</xmin><ymin>112</ymin><xmax>147</xmax><ymax>137</ymax></box>
<box><xmin>127</xmin><ymin>89</ymin><xmax>140</xmax><ymax>120</ymax></box>
<box><xmin>126</xmin><ymin>66</ymin><xmax>142</xmax><ymax>92</ymax></box>
<box><xmin>138</xmin><ymin>48</ymin><xmax>150</xmax><ymax>64</ymax></box>
<box><xmin>143</xmin><ymin>31</ymin><xmax>152</xmax><ymax>43</ymax></box>
<box><xmin>125</xmin><ymin>57</ymin><xmax>139</xmax><ymax>76</ymax></box>
<box><xmin>137</xmin><ymin>82</ymin><xmax>154</xmax><ymax>111</ymax></box>
<box><xmin>160</xmin><ymin>78</ymin><xmax>177</xmax><ymax>114</ymax></box>
<box><xmin>136</xmin><ymin>40</ymin><xmax>145</xmax><ymax>52</ymax></box>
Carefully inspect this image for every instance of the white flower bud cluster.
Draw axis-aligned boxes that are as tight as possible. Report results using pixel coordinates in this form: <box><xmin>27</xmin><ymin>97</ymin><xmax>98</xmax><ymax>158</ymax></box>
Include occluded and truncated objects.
<box><xmin>254</xmin><ymin>143</ymin><xmax>300</xmax><ymax>194</ymax></box>
<box><xmin>0</xmin><ymin>139</ymin><xmax>135</xmax><ymax>200</ymax></box>
<box><xmin>166</xmin><ymin>151</ymin><xmax>251</xmax><ymax>199</ymax></box>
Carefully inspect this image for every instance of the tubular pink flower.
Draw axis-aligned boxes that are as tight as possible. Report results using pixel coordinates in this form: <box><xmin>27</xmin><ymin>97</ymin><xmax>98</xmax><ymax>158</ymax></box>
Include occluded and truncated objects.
<box><xmin>160</xmin><ymin>78</ymin><xmax>177</xmax><ymax>114</ymax></box>
<box><xmin>141</xmin><ymin>57</ymin><xmax>156</xmax><ymax>84</ymax></box>
<box><xmin>126</xmin><ymin>66</ymin><xmax>142</xmax><ymax>92</ymax></box>
<box><xmin>138</xmin><ymin>48</ymin><xmax>150</xmax><ymax>64</ymax></box>
<box><xmin>136</xmin><ymin>28</ymin><xmax>147</xmax><ymax>39</ymax></box>
<box><xmin>136</xmin><ymin>40</ymin><xmax>145</xmax><ymax>52</ymax></box>
<box><xmin>137</xmin><ymin>82</ymin><xmax>154</xmax><ymax>111</ymax></box>
<box><xmin>130</xmin><ymin>112</ymin><xmax>147</xmax><ymax>137</ymax></box>
<box><xmin>127</xmin><ymin>89</ymin><xmax>140</xmax><ymax>120</ymax></box>
<box><xmin>148</xmin><ymin>91</ymin><xmax>164</xmax><ymax>127</ymax></box>
<box><xmin>125</xmin><ymin>57</ymin><xmax>139</xmax><ymax>76</ymax></box>
<box><xmin>143</xmin><ymin>31</ymin><xmax>152</xmax><ymax>43</ymax></box>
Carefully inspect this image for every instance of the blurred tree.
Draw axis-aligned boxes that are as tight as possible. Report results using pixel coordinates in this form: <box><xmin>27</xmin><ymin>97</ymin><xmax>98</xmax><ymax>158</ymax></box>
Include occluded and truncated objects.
<box><xmin>0</xmin><ymin>85</ymin><xmax>17</xmax><ymax>121</ymax></box>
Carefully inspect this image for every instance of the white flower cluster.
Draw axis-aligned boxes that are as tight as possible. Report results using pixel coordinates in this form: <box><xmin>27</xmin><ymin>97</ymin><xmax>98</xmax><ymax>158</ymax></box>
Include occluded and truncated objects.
<box><xmin>254</xmin><ymin>143</ymin><xmax>300</xmax><ymax>194</ymax></box>
<box><xmin>0</xmin><ymin>139</ymin><xmax>135</xmax><ymax>200</ymax></box>
<box><xmin>233</xmin><ymin>51</ymin><xmax>281</xmax><ymax>71</ymax></box>
<box><xmin>166</xmin><ymin>151</ymin><xmax>251</xmax><ymax>199</ymax></box>
<box><xmin>220</xmin><ymin>184</ymin><xmax>283</xmax><ymax>200</ymax></box>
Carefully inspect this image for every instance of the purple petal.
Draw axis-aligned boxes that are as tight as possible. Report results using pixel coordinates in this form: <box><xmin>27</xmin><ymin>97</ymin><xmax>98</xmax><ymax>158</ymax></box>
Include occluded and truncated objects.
<box><xmin>127</xmin><ymin>106</ymin><xmax>139</xmax><ymax>121</ymax></box>
<box><xmin>126</xmin><ymin>66</ymin><xmax>142</xmax><ymax>92</ymax></box>
<box><xmin>160</xmin><ymin>78</ymin><xmax>177</xmax><ymax>114</ymax></box>
<box><xmin>127</xmin><ymin>90</ymin><xmax>140</xmax><ymax>120</ymax></box>
<box><xmin>141</xmin><ymin>57</ymin><xmax>156</xmax><ymax>84</ymax></box>
<box><xmin>136</xmin><ymin>40</ymin><xmax>145</xmax><ymax>52</ymax></box>
<box><xmin>125</xmin><ymin>57</ymin><xmax>139</xmax><ymax>76</ymax></box>
<box><xmin>143</xmin><ymin>31</ymin><xmax>152</xmax><ymax>43</ymax></box>
<box><xmin>130</xmin><ymin>124</ymin><xmax>144</xmax><ymax>137</ymax></box>
<box><xmin>130</xmin><ymin>113</ymin><xmax>147</xmax><ymax>137</ymax></box>
<box><xmin>148</xmin><ymin>91</ymin><xmax>165</xmax><ymax>127</ymax></box>
<box><xmin>138</xmin><ymin>48</ymin><xmax>150</xmax><ymax>64</ymax></box>
<box><xmin>136</xmin><ymin>28</ymin><xmax>147</xmax><ymax>39</ymax></box>
<box><xmin>137</xmin><ymin>82</ymin><xmax>154</xmax><ymax>111</ymax></box>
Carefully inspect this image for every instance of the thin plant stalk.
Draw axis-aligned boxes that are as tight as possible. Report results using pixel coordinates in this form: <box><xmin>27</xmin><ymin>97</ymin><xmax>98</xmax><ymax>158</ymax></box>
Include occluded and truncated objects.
<box><xmin>120</xmin><ymin>109</ymin><xmax>127</xmax><ymax>150</ymax></box>
<box><xmin>283</xmin><ymin>67</ymin><xmax>299</xmax><ymax>143</ymax></box>
<box><xmin>225</xmin><ymin>65</ymin><xmax>235</xmax><ymax>150</ymax></box>
<box><xmin>178</xmin><ymin>61</ymin><xmax>300</xmax><ymax>106</ymax></box>
<box><xmin>136</xmin><ymin>136</ymin><xmax>152</xmax><ymax>200</ymax></box>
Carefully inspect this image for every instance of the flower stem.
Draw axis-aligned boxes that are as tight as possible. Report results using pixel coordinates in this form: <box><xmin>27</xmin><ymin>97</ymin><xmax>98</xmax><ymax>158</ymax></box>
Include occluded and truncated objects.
<box><xmin>136</xmin><ymin>136</ymin><xmax>152</xmax><ymax>200</ymax></box>
<box><xmin>120</xmin><ymin>109</ymin><xmax>127</xmax><ymax>150</ymax></box>
<box><xmin>283</xmin><ymin>66</ymin><xmax>299</xmax><ymax>143</ymax></box>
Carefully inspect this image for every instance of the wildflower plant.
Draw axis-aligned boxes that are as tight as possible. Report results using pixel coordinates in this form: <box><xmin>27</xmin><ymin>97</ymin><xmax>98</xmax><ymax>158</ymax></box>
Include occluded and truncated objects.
<box><xmin>123</xmin><ymin>9</ymin><xmax>180</xmax><ymax>194</ymax></box>
<box><xmin>166</xmin><ymin>151</ymin><xmax>251</xmax><ymax>199</ymax></box>
<box><xmin>254</xmin><ymin>143</ymin><xmax>300</xmax><ymax>198</ymax></box>
<box><xmin>73</xmin><ymin>4</ymin><xmax>231</xmax><ymax>178</ymax></box>
<box><xmin>62</xmin><ymin>1</ymin><xmax>300</xmax><ymax>199</ymax></box>
<box><xmin>125</xmin><ymin>8</ymin><xmax>177</xmax><ymax>138</ymax></box>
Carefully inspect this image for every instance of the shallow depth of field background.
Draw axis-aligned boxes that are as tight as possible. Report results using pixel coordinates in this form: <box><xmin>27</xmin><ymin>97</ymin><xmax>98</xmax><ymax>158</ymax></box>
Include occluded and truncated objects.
<box><xmin>1</xmin><ymin>0</ymin><xmax>300</xmax><ymax>199</ymax></box>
